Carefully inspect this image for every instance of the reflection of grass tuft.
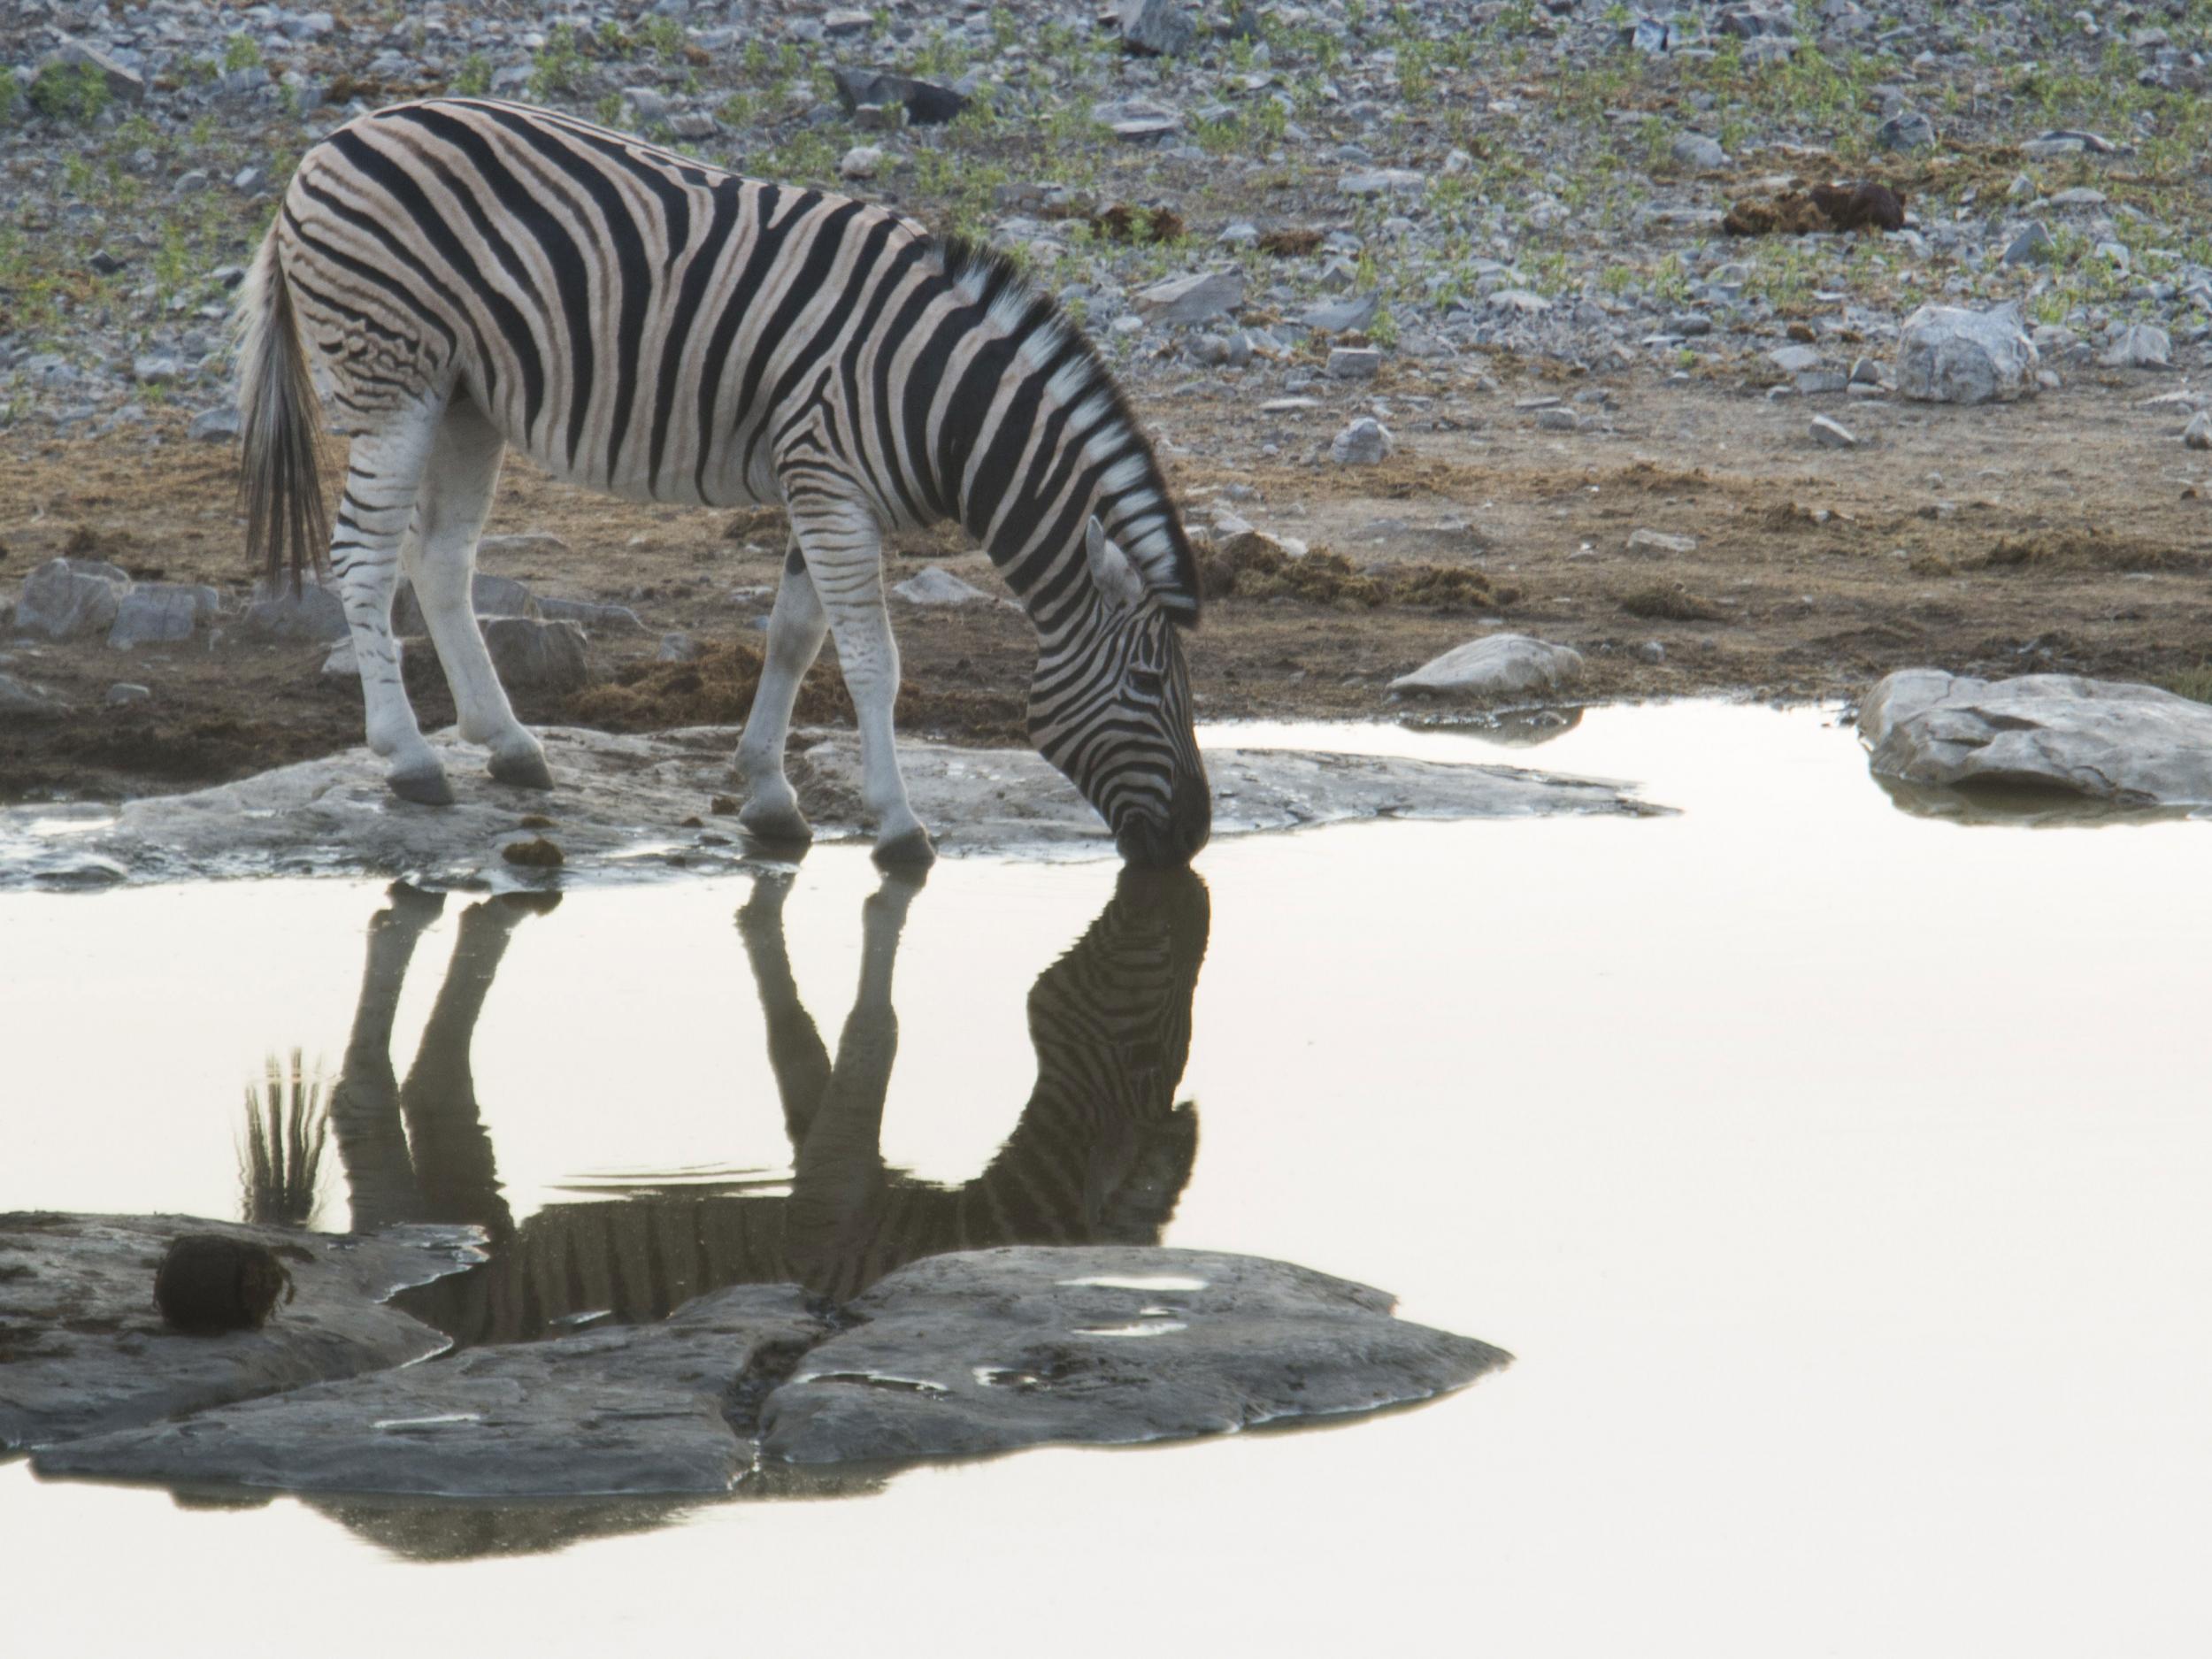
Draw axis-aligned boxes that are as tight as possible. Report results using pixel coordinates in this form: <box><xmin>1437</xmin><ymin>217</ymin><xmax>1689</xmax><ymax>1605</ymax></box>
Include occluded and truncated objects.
<box><xmin>240</xmin><ymin>1049</ymin><xmax>330</xmax><ymax>1228</ymax></box>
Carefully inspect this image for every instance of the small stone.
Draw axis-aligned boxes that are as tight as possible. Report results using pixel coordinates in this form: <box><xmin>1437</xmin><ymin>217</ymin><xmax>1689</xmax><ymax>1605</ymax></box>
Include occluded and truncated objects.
<box><xmin>1302</xmin><ymin>292</ymin><xmax>1382</xmax><ymax>334</ymax></box>
<box><xmin>1626</xmin><ymin>529</ymin><xmax>1698</xmax><ymax>557</ymax></box>
<box><xmin>1338</xmin><ymin>169</ymin><xmax>1426</xmax><ymax>197</ymax></box>
<box><xmin>1876</xmin><ymin>111</ymin><xmax>1937</xmax><ymax>151</ymax></box>
<box><xmin>1537</xmin><ymin>408</ymin><xmax>1579</xmax><ymax>432</ymax></box>
<box><xmin>1329</xmin><ymin>417</ymin><xmax>1395</xmax><ymax>465</ymax></box>
<box><xmin>1391</xmin><ymin>634</ymin><xmax>1585</xmax><ymax>698</ymax></box>
<box><xmin>1671</xmin><ymin>132</ymin><xmax>1728</xmax><ymax>170</ymax></box>
<box><xmin>1325</xmin><ymin>347</ymin><xmax>1383</xmax><ymax>380</ymax></box>
<box><xmin>1114</xmin><ymin>0</ymin><xmax>1196</xmax><ymax>57</ymax></box>
<box><xmin>1133</xmin><ymin>271</ymin><xmax>1246</xmax><ymax>326</ymax></box>
<box><xmin>104</xmin><ymin>681</ymin><xmax>152</xmax><ymax>706</ymax></box>
<box><xmin>2184</xmin><ymin>411</ymin><xmax>2212</xmax><ymax>450</ymax></box>
<box><xmin>1636</xmin><ymin>640</ymin><xmax>1667</xmax><ymax>664</ymax></box>
<box><xmin>1769</xmin><ymin>344</ymin><xmax>1824</xmax><ymax>373</ymax></box>
<box><xmin>188</xmin><ymin>406</ymin><xmax>241</xmax><ymax>442</ymax></box>
<box><xmin>1810</xmin><ymin>414</ymin><xmax>1857</xmax><ymax>449</ymax></box>
<box><xmin>2101</xmin><ymin>324</ymin><xmax>2171</xmax><ymax>371</ymax></box>
<box><xmin>320</xmin><ymin>640</ymin><xmax>357</xmax><ymax>678</ymax></box>
<box><xmin>891</xmin><ymin>567</ymin><xmax>991</xmax><ymax>606</ymax></box>
<box><xmin>482</xmin><ymin>618</ymin><xmax>589</xmax><ymax>694</ymax></box>
<box><xmin>2003</xmin><ymin>222</ymin><xmax>2055</xmax><ymax>266</ymax></box>
<box><xmin>838</xmin><ymin>145</ymin><xmax>883</xmax><ymax>180</ymax></box>
<box><xmin>821</xmin><ymin>9</ymin><xmax>873</xmax><ymax>33</ymax></box>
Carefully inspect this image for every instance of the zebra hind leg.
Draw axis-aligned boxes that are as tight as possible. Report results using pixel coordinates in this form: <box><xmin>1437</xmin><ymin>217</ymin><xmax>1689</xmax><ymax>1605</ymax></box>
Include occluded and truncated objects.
<box><xmin>787</xmin><ymin>499</ymin><xmax>933</xmax><ymax>867</ymax></box>
<box><xmin>331</xmin><ymin>412</ymin><xmax>451</xmax><ymax>805</ymax></box>
<box><xmin>733</xmin><ymin>537</ymin><xmax>828</xmax><ymax>845</ymax></box>
<box><xmin>404</xmin><ymin>397</ymin><xmax>552</xmax><ymax>791</ymax></box>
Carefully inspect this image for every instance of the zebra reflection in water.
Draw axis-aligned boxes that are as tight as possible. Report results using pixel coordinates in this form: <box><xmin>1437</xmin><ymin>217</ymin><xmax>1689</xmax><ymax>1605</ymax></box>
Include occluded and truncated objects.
<box><xmin>318</xmin><ymin>870</ymin><xmax>1208</xmax><ymax>1340</ymax></box>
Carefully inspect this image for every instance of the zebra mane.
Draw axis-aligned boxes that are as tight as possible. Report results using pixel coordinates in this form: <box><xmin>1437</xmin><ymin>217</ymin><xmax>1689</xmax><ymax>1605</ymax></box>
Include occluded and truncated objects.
<box><xmin>928</xmin><ymin>234</ymin><xmax>1201</xmax><ymax>627</ymax></box>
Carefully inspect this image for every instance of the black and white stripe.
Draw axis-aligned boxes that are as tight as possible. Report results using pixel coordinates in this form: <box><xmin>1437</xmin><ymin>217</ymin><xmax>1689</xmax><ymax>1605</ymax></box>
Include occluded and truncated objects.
<box><xmin>239</xmin><ymin>96</ymin><xmax>1210</xmax><ymax>862</ymax></box>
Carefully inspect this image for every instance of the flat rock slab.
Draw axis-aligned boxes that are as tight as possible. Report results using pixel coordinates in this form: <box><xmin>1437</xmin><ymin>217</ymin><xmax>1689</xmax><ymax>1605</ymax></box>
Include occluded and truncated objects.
<box><xmin>0</xmin><ymin>726</ymin><xmax>1658</xmax><ymax>889</ymax></box>
<box><xmin>37</xmin><ymin>1287</ymin><xmax>826</xmax><ymax>1498</ymax></box>
<box><xmin>0</xmin><ymin>1213</ymin><xmax>482</xmax><ymax>1453</ymax></box>
<box><xmin>1861</xmin><ymin>669</ymin><xmax>2212</xmax><ymax>807</ymax></box>
<box><xmin>760</xmin><ymin>1247</ymin><xmax>1511</xmax><ymax>1464</ymax></box>
<box><xmin>26</xmin><ymin>1246</ymin><xmax>1507</xmax><ymax>1497</ymax></box>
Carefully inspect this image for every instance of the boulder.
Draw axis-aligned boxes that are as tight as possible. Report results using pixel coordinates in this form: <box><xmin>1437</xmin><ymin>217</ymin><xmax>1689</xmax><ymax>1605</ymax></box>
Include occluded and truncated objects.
<box><xmin>2101</xmin><ymin>323</ymin><xmax>2171</xmax><ymax>370</ymax></box>
<box><xmin>1895</xmin><ymin>303</ymin><xmax>2038</xmax><ymax>404</ymax></box>
<box><xmin>0</xmin><ymin>1213</ymin><xmax>480</xmax><ymax>1453</ymax></box>
<box><xmin>392</xmin><ymin>571</ymin><xmax>538</xmax><ymax>636</ymax></box>
<box><xmin>1860</xmin><ymin>669</ymin><xmax>2212</xmax><ymax>806</ymax></box>
<box><xmin>1390</xmin><ymin>634</ymin><xmax>1586</xmax><ymax>698</ymax></box>
<box><xmin>107</xmin><ymin>583</ymin><xmax>212</xmax><ymax>648</ymax></box>
<box><xmin>891</xmin><ymin>567</ymin><xmax>991</xmax><ymax>606</ymax></box>
<box><xmin>481</xmin><ymin>617</ymin><xmax>589</xmax><ymax>693</ymax></box>
<box><xmin>1133</xmin><ymin>270</ymin><xmax>1245</xmax><ymax>326</ymax></box>
<box><xmin>37</xmin><ymin>1286</ymin><xmax>827</xmax><ymax>1498</ymax></box>
<box><xmin>760</xmin><ymin>1247</ymin><xmax>1511</xmax><ymax>1463</ymax></box>
<box><xmin>242</xmin><ymin>578</ymin><xmax>349</xmax><ymax>641</ymax></box>
<box><xmin>15</xmin><ymin>557</ymin><xmax>123</xmax><ymax>641</ymax></box>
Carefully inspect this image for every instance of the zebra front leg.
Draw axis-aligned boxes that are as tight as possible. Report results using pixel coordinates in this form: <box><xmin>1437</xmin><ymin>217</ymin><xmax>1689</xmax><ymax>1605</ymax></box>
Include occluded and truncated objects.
<box><xmin>405</xmin><ymin>397</ymin><xmax>552</xmax><ymax>791</ymax></box>
<box><xmin>734</xmin><ymin>540</ymin><xmax>828</xmax><ymax>845</ymax></box>
<box><xmin>333</xmin><ymin>418</ymin><xmax>449</xmax><ymax>804</ymax></box>
<box><xmin>787</xmin><ymin>499</ymin><xmax>933</xmax><ymax>867</ymax></box>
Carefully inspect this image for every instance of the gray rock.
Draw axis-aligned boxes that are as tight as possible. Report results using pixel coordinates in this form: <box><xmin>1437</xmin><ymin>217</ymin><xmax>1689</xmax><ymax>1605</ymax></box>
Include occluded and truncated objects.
<box><xmin>1114</xmin><ymin>0</ymin><xmax>1196</xmax><ymax>58</ymax></box>
<box><xmin>1861</xmin><ymin>670</ymin><xmax>2212</xmax><ymax>807</ymax></box>
<box><xmin>891</xmin><ymin>567</ymin><xmax>992</xmax><ymax>606</ymax></box>
<box><xmin>1338</xmin><ymin>169</ymin><xmax>1426</xmax><ymax>196</ymax></box>
<box><xmin>839</xmin><ymin>145</ymin><xmax>884</xmax><ymax>180</ymax></box>
<box><xmin>1329</xmin><ymin>416</ymin><xmax>1395</xmax><ymax>465</ymax></box>
<box><xmin>1896</xmin><ymin>303</ymin><xmax>2039</xmax><ymax>404</ymax></box>
<box><xmin>1536</xmin><ymin>408</ymin><xmax>1579</xmax><ymax>432</ymax></box>
<box><xmin>829</xmin><ymin>67</ymin><xmax>968</xmax><ymax>127</ymax></box>
<box><xmin>15</xmin><ymin>558</ymin><xmax>123</xmax><ymax>641</ymax></box>
<box><xmin>1325</xmin><ymin>347</ymin><xmax>1383</xmax><ymax>380</ymax></box>
<box><xmin>2002</xmin><ymin>222</ymin><xmax>2055</xmax><ymax>266</ymax></box>
<box><xmin>0</xmin><ymin>727</ymin><xmax>1656</xmax><ymax>890</ymax></box>
<box><xmin>1810</xmin><ymin>414</ymin><xmax>1857</xmax><ymax>448</ymax></box>
<box><xmin>107</xmin><ymin>583</ymin><xmax>206</xmax><ymax>648</ymax></box>
<box><xmin>392</xmin><ymin>571</ymin><xmax>540</xmax><ymax>636</ymax></box>
<box><xmin>536</xmin><ymin>595</ymin><xmax>649</xmax><ymax>634</ymax></box>
<box><xmin>242</xmin><ymin>578</ymin><xmax>349</xmax><ymax>641</ymax></box>
<box><xmin>481</xmin><ymin>617</ymin><xmax>589</xmax><ymax>694</ymax></box>
<box><xmin>1671</xmin><ymin>132</ymin><xmax>1728</xmax><ymax>170</ymax></box>
<box><xmin>2184</xmin><ymin>411</ymin><xmax>2212</xmax><ymax>450</ymax></box>
<box><xmin>1626</xmin><ymin>528</ymin><xmax>1697</xmax><ymax>557</ymax></box>
<box><xmin>49</xmin><ymin>39</ymin><xmax>144</xmax><ymax>104</ymax></box>
<box><xmin>657</xmin><ymin>631</ymin><xmax>702</xmax><ymax>662</ymax></box>
<box><xmin>1133</xmin><ymin>271</ymin><xmax>1245</xmax><ymax>326</ymax></box>
<box><xmin>0</xmin><ymin>672</ymin><xmax>69</xmax><ymax>720</ymax></box>
<box><xmin>2101</xmin><ymin>324</ymin><xmax>2171</xmax><ymax>370</ymax></box>
<box><xmin>759</xmin><ymin>1248</ymin><xmax>1510</xmax><ymax>1464</ymax></box>
<box><xmin>320</xmin><ymin>639</ymin><xmax>357</xmax><ymax>678</ymax></box>
<box><xmin>1390</xmin><ymin>634</ymin><xmax>1586</xmax><ymax>698</ymax></box>
<box><xmin>1769</xmin><ymin>344</ymin><xmax>1824</xmax><ymax>373</ymax></box>
<box><xmin>188</xmin><ymin>405</ymin><xmax>242</xmax><ymax>442</ymax></box>
<box><xmin>1636</xmin><ymin>640</ymin><xmax>1667</xmax><ymax>664</ymax></box>
<box><xmin>1301</xmin><ymin>291</ymin><xmax>1382</xmax><ymax>334</ymax></box>
<box><xmin>0</xmin><ymin>1213</ymin><xmax>480</xmax><ymax>1453</ymax></box>
<box><xmin>1876</xmin><ymin>111</ymin><xmax>1937</xmax><ymax>151</ymax></box>
<box><xmin>39</xmin><ymin>1286</ymin><xmax>826</xmax><ymax>1498</ymax></box>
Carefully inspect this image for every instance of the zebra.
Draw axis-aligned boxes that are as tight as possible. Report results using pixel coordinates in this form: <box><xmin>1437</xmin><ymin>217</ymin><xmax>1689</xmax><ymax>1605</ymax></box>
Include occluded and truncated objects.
<box><xmin>235</xmin><ymin>96</ymin><xmax>1211</xmax><ymax>866</ymax></box>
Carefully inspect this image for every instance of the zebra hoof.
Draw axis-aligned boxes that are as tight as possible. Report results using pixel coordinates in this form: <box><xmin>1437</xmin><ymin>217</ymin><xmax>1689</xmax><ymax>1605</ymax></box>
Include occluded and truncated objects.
<box><xmin>488</xmin><ymin>749</ymin><xmax>555</xmax><ymax>791</ymax></box>
<box><xmin>387</xmin><ymin>764</ymin><xmax>455</xmax><ymax>807</ymax></box>
<box><xmin>738</xmin><ymin>799</ymin><xmax>813</xmax><ymax>847</ymax></box>
<box><xmin>872</xmin><ymin>826</ymin><xmax>936</xmax><ymax>870</ymax></box>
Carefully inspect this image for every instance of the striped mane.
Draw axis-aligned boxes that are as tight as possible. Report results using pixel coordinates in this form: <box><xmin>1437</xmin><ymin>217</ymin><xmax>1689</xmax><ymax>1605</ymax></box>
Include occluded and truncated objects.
<box><xmin>928</xmin><ymin>234</ymin><xmax>1201</xmax><ymax>626</ymax></box>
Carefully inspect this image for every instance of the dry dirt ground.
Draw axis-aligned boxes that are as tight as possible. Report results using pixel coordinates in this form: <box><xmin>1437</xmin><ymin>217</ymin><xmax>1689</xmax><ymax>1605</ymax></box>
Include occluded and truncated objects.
<box><xmin>4</xmin><ymin>366</ymin><xmax>2210</xmax><ymax>804</ymax></box>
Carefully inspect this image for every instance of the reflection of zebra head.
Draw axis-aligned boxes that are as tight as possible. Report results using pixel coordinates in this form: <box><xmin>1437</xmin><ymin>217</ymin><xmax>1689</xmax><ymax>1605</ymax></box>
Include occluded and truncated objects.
<box><xmin>1030</xmin><ymin>519</ymin><xmax>1210</xmax><ymax>867</ymax></box>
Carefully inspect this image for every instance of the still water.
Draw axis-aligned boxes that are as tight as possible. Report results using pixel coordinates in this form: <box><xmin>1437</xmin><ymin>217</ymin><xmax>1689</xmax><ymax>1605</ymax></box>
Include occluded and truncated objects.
<box><xmin>4</xmin><ymin>703</ymin><xmax>2210</xmax><ymax>1655</ymax></box>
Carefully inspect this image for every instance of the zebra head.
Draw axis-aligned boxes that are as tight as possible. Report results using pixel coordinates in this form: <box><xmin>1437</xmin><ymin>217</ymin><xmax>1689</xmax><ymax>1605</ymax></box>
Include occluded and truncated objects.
<box><xmin>1029</xmin><ymin>518</ymin><xmax>1210</xmax><ymax>866</ymax></box>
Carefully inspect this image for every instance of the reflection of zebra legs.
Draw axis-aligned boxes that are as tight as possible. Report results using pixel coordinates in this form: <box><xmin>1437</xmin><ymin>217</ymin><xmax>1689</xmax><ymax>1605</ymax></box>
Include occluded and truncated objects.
<box><xmin>330</xmin><ymin>884</ymin><xmax>446</xmax><ymax>1231</ymax></box>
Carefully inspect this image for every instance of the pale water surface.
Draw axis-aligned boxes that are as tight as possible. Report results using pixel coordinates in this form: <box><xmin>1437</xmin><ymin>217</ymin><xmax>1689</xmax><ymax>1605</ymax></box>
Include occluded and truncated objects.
<box><xmin>4</xmin><ymin>703</ymin><xmax>2208</xmax><ymax>1656</ymax></box>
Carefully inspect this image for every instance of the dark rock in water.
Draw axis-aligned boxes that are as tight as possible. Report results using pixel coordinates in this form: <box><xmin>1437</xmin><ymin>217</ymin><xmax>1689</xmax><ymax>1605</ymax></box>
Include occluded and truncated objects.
<box><xmin>758</xmin><ymin>1246</ymin><xmax>1512</xmax><ymax>1464</ymax></box>
<box><xmin>37</xmin><ymin>1287</ymin><xmax>828</xmax><ymax>1498</ymax></box>
<box><xmin>156</xmin><ymin>1234</ymin><xmax>298</xmax><ymax>1333</ymax></box>
<box><xmin>0</xmin><ymin>1213</ymin><xmax>481</xmax><ymax>1453</ymax></box>
<box><xmin>830</xmin><ymin>66</ymin><xmax>969</xmax><ymax>126</ymax></box>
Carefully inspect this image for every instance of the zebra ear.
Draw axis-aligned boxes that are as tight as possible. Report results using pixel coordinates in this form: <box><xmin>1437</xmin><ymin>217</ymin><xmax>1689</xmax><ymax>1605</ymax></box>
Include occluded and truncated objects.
<box><xmin>1086</xmin><ymin>517</ymin><xmax>1147</xmax><ymax>615</ymax></box>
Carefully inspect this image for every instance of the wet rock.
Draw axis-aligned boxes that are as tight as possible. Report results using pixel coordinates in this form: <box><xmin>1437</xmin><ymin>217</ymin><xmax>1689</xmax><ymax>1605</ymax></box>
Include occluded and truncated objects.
<box><xmin>1330</xmin><ymin>416</ymin><xmax>1395</xmax><ymax>465</ymax></box>
<box><xmin>38</xmin><ymin>1287</ymin><xmax>828</xmax><ymax>1498</ymax></box>
<box><xmin>891</xmin><ymin>567</ymin><xmax>991</xmax><ymax>606</ymax></box>
<box><xmin>0</xmin><ymin>1213</ymin><xmax>480</xmax><ymax>1453</ymax></box>
<box><xmin>1896</xmin><ymin>303</ymin><xmax>2039</xmax><ymax>405</ymax></box>
<box><xmin>761</xmin><ymin>1247</ymin><xmax>1509</xmax><ymax>1463</ymax></box>
<box><xmin>391</xmin><ymin>571</ymin><xmax>539</xmax><ymax>636</ymax></box>
<box><xmin>107</xmin><ymin>583</ymin><xmax>211</xmax><ymax>648</ymax></box>
<box><xmin>242</xmin><ymin>579</ymin><xmax>349</xmax><ymax>642</ymax></box>
<box><xmin>1861</xmin><ymin>670</ymin><xmax>2212</xmax><ymax>807</ymax></box>
<box><xmin>830</xmin><ymin>67</ymin><xmax>969</xmax><ymax>127</ymax></box>
<box><xmin>481</xmin><ymin>617</ymin><xmax>589</xmax><ymax>695</ymax></box>
<box><xmin>1113</xmin><ymin>0</ymin><xmax>1196</xmax><ymax>58</ymax></box>
<box><xmin>16</xmin><ymin>557</ymin><xmax>126</xmax><ymax>641</ymax></box>
<box><xmin>1133</xmin><ymin>271</ymin><xmax>1245</xmax><ymax>326</ymax></box>
<box><xmin>1390</xmin><ymin>634</ymin><xmax>1586</xmax><ymax>698</ymax></box>
<box><xmin>2101</xmin><ymin>324</ymin><xmax>2171</xmax><ymax>370</ymax></box>
<box><xmin>0</xmin><ymin>726</ymin><xmax>1656</xmax><ymax>889</ymax></box>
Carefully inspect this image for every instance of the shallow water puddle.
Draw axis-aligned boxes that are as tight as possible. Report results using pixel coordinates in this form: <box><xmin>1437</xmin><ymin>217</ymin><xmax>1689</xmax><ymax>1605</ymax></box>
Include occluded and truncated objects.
<box><xmin>5</xmin><ymin>702</ymin><xmax>2211</xmax><ymax>1656</ymax></box>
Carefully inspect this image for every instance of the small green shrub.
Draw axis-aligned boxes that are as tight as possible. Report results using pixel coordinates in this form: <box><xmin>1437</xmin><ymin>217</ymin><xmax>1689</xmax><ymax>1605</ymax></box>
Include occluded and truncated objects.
<box><xmin>28</xmin><ymin>61</ymin><xmax>111</xmax><ymax>124</ymax></box>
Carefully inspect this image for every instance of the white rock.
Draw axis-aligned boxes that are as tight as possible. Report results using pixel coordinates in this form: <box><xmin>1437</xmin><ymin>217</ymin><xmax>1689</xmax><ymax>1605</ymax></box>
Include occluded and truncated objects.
<box><xmin>1390</xmin><ymin>634</ymin><xmax>1586</xmax><ymax>698</ymax></box>
<box><xmin>1133</xmin><ymin>270</ymin><xmax>1245</xmax><ymax>326</ymax></box>
<box><xmin>1626</xmin><ymin>529</ymin><xmax>1697</xmax><ymax>557</ymax></box>
<box><xmin>1810</xmin><ymin>414</ymin><xmax>1857</xmax><ymax>449</ymax></box>
<box><xmin>1861</xmin><ymin>670</ymin><xmax>2212</xmax><ymax>806</ymax></box>
<box><xmin>1896</xmin><ymin>303</ymin><xmax>2039</xmax><ymax>404</ymax></box>
<box><xmin>891</xmin><ymin>567</ymin><xmax>991</xmax><ymax>606</ymax></box>
<box><xmin>838</xmin><ymin>145</ymin><xmax>884</xmax><ymax>180</ymax></box>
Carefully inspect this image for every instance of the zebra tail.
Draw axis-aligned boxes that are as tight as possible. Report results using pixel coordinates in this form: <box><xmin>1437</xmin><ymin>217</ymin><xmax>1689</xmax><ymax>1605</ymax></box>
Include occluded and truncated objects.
<box><xmin>234</xmin><ymin>226</ymin><xmax>329</xmax><ymax>597</ymax></box>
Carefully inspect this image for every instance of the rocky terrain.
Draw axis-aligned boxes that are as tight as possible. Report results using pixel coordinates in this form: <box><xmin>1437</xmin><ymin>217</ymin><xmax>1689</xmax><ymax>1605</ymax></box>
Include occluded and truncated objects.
<box><xmin>5</xmin><ymin>0</ymin><xmax>2212</xmax><ymax>801</ymax></box>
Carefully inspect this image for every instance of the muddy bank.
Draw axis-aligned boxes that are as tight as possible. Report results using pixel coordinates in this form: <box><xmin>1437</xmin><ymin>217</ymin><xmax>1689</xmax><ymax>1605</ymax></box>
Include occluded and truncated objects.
<box><xmin>0</xmin><ymin>723</ymin><xmax>1659</xmax><ymax>889</ymax></box>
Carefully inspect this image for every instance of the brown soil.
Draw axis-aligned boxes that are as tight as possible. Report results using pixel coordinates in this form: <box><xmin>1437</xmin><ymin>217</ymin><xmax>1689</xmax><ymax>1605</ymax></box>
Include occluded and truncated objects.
<box><xmin>4</xmin><ymin>371</ymin><xmax>2211</xmax><ymax>804</ymax></box>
